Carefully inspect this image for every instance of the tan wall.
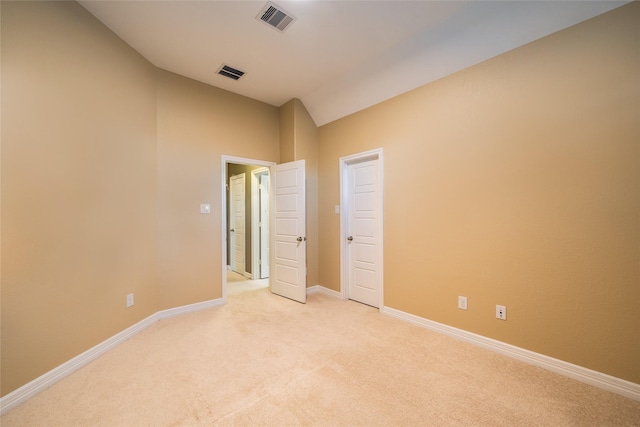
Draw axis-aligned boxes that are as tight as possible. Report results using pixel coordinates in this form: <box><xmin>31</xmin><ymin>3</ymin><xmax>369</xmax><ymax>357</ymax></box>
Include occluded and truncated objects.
<box><xmin>1</xmin><ymin>1</ymin><xmax>158</xmax><ymax>395</ymax></box>
<box><xmin>156</xmin><ymin>70</ymin><xmax>279</xmax><ymax>309</ymax></box>
<box><xmin>318</xmin><ymin>3</ymin><xmax>640</xmax><ymax>383</ymax></box>
<box><xmin>279</xmin><ymin>100</ymin><xmax>295</xmax><ymax>163</ymax></box>
<box><xmin>279</xmin><ymin>99</ymin><xmax>319</xmax><ymax>287</ymax></box>
<box><xmin>0</xmin><ymin>1</ymin><xmax>280</xmax><ymax>397</ymax></box>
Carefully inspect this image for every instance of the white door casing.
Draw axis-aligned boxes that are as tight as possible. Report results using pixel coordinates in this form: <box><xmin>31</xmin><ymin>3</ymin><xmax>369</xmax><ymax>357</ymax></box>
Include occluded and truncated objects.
<box><xmin>230</xmin><ymin>173</ymin><xmax>245</xmax><ymax>275</ymax></box>
<box><xmin>341</xmin><ymin>150</ymin><xmax>383</xmax><ymax>308</ymax></box>
<box><xmin>270</xmin><ymin>160</ymin><xmax>306</xmax><ymax>303</ymax></box>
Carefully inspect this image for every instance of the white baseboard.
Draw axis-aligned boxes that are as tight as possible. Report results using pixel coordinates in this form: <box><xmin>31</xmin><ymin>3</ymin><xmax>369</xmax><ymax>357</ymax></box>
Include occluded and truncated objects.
<box><xmin>381</xmin><ymin>305</ymin><xmax>640</xmax><ymax>402</ymax></box>
<box><xmin>158</xmin><ymin>298</ymin><xmax>225</xmax><ymax>320</ymax></box>
<box><xmin>0</xmin><ymin>297</ymin><xmax>224</xmax><ymax>415</ymax></box>
<box><xmin>307</xmin><ymin>285</ymin><xmax>342</xmax><ymax>299</ymax></box>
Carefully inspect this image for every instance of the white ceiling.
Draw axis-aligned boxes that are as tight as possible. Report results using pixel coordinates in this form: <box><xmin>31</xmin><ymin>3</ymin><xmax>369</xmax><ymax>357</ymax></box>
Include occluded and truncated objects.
<box><xmin>79</xmin><ymin>0</ymin><xmax>627</xmax><ymax>126</ymax></box>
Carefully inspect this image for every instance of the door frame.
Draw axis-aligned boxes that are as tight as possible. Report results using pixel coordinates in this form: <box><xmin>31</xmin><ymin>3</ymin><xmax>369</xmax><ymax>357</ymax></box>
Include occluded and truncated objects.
<box><xmin>251</xmin><ymin>167</ymin><xmax>270</xmax><ymax>279</ymax></box>
<box><xmin>339</xmin><ymin>148</ymin><xmax>384</xmax><ymax>308</ymax></box>
<box><xmin>221</xmin><ymin>155</ymin><xmax>276</xmax><ymax>303</ymax></box>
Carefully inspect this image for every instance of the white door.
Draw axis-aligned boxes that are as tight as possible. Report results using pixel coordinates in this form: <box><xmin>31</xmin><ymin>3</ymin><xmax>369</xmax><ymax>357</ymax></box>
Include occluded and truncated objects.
<box><xmin>259</xmin><ymin>173</ymin><xmax>270</xmax><ymax>279</ymax></box>
<box><xmin>270</xmin><ymin>160</ymin><xmax>306</xmax><ymax>303</ymax></box>
<box><xmin>230</xmin><ymin>173</ymin><xmax>245</xmax><ymax>275</ymax></box>
<box><xmin>346</xmin><ymin>159</ymin><xmax>381</xmax><ymax>307</ymax></box>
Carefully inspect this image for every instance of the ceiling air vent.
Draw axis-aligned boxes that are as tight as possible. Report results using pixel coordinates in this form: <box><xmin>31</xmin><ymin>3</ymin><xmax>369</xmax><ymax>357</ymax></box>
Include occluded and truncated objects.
<box><xmin>217</xmin><ymin>64</ymin><xmax>245</xmax><ymax>81</ymax></box>
<box><xmin>257</xmin><ymin>2</ymin><xmax>296</xmax><ymax>32</ymax></box>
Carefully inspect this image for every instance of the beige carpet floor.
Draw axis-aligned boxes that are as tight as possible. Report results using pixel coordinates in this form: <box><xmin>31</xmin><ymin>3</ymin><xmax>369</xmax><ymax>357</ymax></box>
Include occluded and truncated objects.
<box><xmin>2</xmin><ymin>280</ymin><xmax>639</xmax><ymax>426</ymax></box>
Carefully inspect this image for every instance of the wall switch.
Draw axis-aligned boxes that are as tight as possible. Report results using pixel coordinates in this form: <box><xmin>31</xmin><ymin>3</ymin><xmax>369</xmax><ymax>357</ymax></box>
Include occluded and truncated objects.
<box><xmin>496</xmin><ymin>305</ymin><xmax>506</xmax><ymax>320</ymax></box>
<box><xmin>127</xmin><ymin>293</ymin><xmax>134</xmax><ymax>308</ymax></box>
<box><xmin>458</xmin><ymin>296</ymin><xmax>468</xmax><ymax>310</ymax></box>
<box><xmin>200</xmin><ymin>204</ymin><xmax>211</xmax><ymax>214</ymax></box>
<box><xmin>335</xmin><ymin>205</ymin><xmax>340</xmax><ymax>214</ymax></box>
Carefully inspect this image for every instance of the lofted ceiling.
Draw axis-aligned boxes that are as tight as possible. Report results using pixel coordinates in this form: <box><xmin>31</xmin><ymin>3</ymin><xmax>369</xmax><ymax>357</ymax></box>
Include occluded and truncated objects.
<box><xmin>79</xmin><ymin>0</ymin><xmax>628</xmax><ymax>126</ymax></box>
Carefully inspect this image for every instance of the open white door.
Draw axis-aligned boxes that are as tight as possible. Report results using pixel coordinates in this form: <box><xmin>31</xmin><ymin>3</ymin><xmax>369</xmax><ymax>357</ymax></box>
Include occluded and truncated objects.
<box><xmin>270</xmin><ymin>160</ymin><xmax>306</xmax><ymax>303</ymax></box>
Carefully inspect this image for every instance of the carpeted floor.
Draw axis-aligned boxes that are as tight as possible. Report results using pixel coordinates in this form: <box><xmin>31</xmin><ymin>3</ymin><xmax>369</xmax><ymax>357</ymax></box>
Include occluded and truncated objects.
<box><xmin>2</xmin><ymin>280</ymin><xmax>639</xmax><ymax>426</ymax></box>
<box><xmin>226</xmin><ymin>271</ymin><xmax>269</xmax><ymax>297</ymax></box>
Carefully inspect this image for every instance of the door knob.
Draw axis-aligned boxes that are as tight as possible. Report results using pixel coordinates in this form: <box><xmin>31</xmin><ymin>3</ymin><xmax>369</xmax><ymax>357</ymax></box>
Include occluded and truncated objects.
<box><xmin>230</xmin><ymin>229</ymin><xmax>235</xmax><ymax>232</ymax></box>
<box><xmin>297</xmin><ymin>236</ymin><xmax>305</xmax><ymax>242</ymax></box>
<box><xmin>347</xmin><ymin>236</ymin><xmax>353</xmax><ymax>241</ymax></box>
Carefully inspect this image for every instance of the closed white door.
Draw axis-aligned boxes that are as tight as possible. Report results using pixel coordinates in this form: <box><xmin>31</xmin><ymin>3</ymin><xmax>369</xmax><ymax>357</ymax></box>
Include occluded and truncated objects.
<box><xmin>270</xmin><ymin>160</ymin><xmax>306</xmax><ymax>303</ymax></box>
<box><xmin>260</xmin><ymin>173</ymin><xmax>270</xmax><ymax>279</ymax></box>
<box><xmin>230</xmin><ymin>173</ymin><xmax>245</xmax><ymax>275</ymax></box>
<box><xmin>346</xmin><ymin>159</ymin><xmax>381</xmax><ymax>307</ymax></box>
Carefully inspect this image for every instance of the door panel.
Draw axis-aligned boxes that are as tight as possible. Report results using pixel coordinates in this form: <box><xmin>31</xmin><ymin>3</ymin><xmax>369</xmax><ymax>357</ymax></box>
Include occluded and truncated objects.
<box><xmin>230</xmin><ymin>173</ymin><xmax>245</xmax><ymax>275</ymax></box>
<box><xmin>270</xmin><ymin>160</ymin><xmax>306</xmax><ymax>303</ymax></box>
<box><xmin>347</xmin><ymin>159</ymin><xmax>380</xmax><ymax>307</ymax></box>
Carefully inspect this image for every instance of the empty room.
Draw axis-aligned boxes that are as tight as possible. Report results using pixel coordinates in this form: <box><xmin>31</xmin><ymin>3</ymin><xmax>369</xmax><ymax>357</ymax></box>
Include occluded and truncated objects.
<box><xmin>1</xmin><ymin>0</ymin><xmax>639</xmax><ymax>425</ymax></box>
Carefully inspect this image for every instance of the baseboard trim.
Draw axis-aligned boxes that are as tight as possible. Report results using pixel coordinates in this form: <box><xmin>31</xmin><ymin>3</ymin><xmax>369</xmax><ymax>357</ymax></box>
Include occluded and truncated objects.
<box><xmin>381</xmin><ymin>305</ymin><xmax>640</xmax><ymax>402</ymax></box>
<box><xmin>158</xmin><ymin>298</ymin><xmax>225</xmax><ymax>320</ymax></box>
<box><xmin>0</xmin><ymin>297</ymin><xmax>224</xmax><ymax>415</ymax></box>
<box><xmin>307</xmin><ymin>285</ymin><xmax>342</xmax><ymax>299</ymax></box>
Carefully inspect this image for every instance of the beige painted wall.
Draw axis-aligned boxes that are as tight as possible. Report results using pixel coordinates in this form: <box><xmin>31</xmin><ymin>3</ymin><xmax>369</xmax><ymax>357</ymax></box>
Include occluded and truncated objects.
<box><xmin>0</xmin><ymin>1</ymin><xmax>280</xmax><ymax>397</ymax></box>
<box><xmin>279</xmin><ymin>99</ymin><xmax>320</xmax><ymax>287</ymax></box>
<box><xmin>318</xmin><ymin>3</ymin><xmax>640</xmax><ymax>383</ymax></box>
<box><xmin>279</xmin><ymin>100</ymin><xmax>295</xmax><ymax>164</ymax></box>
<box><xmin>156</xmin><ymin>70</ymin><xmax>279</xmax><ymax>310</ymax></box>
<box><xmin>1</xmin><ymin>1</ymin><xmax>158</xmax><ymax>395</ymax></box>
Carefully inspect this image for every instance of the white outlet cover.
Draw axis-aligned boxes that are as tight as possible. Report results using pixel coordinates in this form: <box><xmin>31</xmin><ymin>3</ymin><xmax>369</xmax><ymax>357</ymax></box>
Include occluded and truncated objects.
<box><xmin>200</xmin><ymin>204</ymin><xmax>211</xmax><ymax>214</ymax></box>
<box><xmin>496</xmin><ymin>305</ymin><xmax>507</xmax><ymax>320</ymax></box>
<box><xmin>458</xmin><ymin>296</ymin><xmax>467</xmax><ymax>310</ymax></box>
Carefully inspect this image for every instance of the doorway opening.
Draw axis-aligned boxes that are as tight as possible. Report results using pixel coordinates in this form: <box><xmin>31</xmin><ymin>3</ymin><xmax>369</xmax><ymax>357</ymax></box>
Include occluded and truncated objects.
<box><xmin>222</xmin><ymin>156</ymin><xmax>276</xmax><ymax>302</ymax></box>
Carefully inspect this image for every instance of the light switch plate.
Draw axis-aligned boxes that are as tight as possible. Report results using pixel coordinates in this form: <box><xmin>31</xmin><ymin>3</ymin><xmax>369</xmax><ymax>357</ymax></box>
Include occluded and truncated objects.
<box><xmin>335</xmin><ymin>205</ymin><xmax>340</xmax><ymax>214</ymax></box>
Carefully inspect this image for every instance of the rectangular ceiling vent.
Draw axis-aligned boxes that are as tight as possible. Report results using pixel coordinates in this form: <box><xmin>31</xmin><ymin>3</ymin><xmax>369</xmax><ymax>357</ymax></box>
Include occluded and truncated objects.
<box><xmin>257</xmin><ymin>2</ymin><xmax>296</xmax><ymax>32</ymax></box>
<box><xmin>218</xmin><ymin>64</ymin><xmax>245</xmax><ymax>81</ymax></box>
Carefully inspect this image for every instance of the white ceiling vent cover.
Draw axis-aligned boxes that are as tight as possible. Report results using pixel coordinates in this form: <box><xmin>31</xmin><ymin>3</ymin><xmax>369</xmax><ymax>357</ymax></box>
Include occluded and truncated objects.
<box><xmin>257</xmin><ymin>2</ymin><xmax>296</xmax><ymax>32</ymax></box>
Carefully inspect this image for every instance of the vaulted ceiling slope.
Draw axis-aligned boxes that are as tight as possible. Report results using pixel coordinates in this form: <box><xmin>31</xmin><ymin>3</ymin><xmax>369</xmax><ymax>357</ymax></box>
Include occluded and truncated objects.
<box><xmin>79</xmin><ymin>1</ymin><xmax>628</xmax><ymax>126</ymax></box>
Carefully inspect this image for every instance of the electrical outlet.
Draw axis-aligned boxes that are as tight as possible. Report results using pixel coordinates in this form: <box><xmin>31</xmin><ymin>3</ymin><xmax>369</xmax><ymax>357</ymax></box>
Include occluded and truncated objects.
<box><xmin>496</xmin><ymin>305</ymin><xmax>506</xmax><ymax>320</ymax></box>
<box><xmin>127</xmin><ymin>293</ymin><xmax>134</xmax><ymax>308</ymax></box>
<box><xmin>458</xmin><ymin>296</ymin><xmax>468</xmax><ymax>310</ymax></box>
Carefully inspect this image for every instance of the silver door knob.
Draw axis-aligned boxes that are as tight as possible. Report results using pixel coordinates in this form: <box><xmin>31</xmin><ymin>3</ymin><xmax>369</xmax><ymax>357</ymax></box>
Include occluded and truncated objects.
<box><xmin>347</xmin><ymin>236</ymin><xmax>353</xmax><ymax>241</ymax></box>
<box><xmin>297</xmin><ymin>236</ymin><xmax>303</xmax><ymax>242</ymax></box>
